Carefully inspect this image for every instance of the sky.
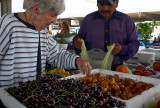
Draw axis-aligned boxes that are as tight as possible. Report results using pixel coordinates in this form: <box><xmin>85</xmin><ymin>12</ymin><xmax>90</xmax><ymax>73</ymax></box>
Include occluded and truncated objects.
<box><xmin>12</xmin><ymin>0</ymin><xmax>160</xmax><ymax>18</ymax></box>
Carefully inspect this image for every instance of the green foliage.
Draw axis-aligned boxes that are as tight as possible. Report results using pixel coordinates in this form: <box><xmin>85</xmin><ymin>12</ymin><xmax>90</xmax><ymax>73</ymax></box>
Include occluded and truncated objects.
<box><xmin>155</xmin><ymin>21</ymin><xmax>160</xmax><ymax>26</ymax></box>
<box><xmin>136</xmin><ymin>22</ymin><xmax>155</xmax><ymax>40</ymax></box>
<box><xmin>55</xmin><ymin>33</ymin><xmax>77</xmax><ymax>38</ymax></box>
<box><xmin>56</xmin><ymin>38</ymin><xmax>68</xmax><ymax>44</ymax></box>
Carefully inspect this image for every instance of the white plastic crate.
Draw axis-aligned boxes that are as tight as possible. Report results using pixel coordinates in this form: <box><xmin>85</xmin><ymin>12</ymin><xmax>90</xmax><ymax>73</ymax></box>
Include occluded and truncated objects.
<box><xmin>0</xmin><ymin>88</ymin><xmax>26</xmax><ymax>108</ymax></box>
<box><xmin>0</xmin><ymin>69</ymin><xmax>160</xmax><ymax>108</ymax></box>
<box><xmin>63</xmin><ymin>69</ymin><xmax>160</xmax><ymax>108</ymax></box>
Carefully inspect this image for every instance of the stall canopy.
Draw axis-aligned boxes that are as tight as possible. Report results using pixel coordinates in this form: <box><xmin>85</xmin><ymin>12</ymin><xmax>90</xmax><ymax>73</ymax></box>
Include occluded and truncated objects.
<box><xmin>117</xmin><ymin>0</ymin><xmax>160</xmax><ymax>22</ymax></box>
<box><xmin>58</xmin><ymin>0</ymin><xmax>97</xmax><ymax>18</ymax></box>
<box><xmin>12</xmin><ymin>0</ymin><xmax>160</xmax><ymax>21</ymax></box>
<box><xmin>127</xmin><ymin>11</ymin><xmax>160</xmax><ymax>22</ymax></box>
<box><xmin>58</xmin><ymin>0</ymin><xmax>160</xmax><ymax>22</ymax></box>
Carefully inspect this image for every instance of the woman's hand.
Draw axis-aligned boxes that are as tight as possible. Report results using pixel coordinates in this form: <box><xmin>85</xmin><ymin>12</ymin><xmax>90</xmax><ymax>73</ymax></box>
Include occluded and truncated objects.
<box><xmin>74</xmin><ymin>38</ymin><xmax>82</xmax><ymax>50</ymax></box>
<box><xmin>76</xmin><ymin>58</ymin><xmax>92</xmax><ymax>76</ymax></box>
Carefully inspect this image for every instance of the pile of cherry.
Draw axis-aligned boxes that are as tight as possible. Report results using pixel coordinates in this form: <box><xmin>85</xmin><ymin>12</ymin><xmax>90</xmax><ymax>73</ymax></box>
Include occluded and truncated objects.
<box><xmin>6</xmin><ymin>76</ymin><xmax>124</xmax><ymax>108</ymax></box>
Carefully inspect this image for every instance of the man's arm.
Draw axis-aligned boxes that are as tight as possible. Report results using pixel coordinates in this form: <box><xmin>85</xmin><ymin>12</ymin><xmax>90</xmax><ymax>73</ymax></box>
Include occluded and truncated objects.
<box><xmin>72</xmin><ymin>17</ymin><xmax>87</xmax><ymax>54</ymax></box>
<box><xmin>117</xmin><ymin>16</ymin><xmax>140</xmax><ymax>62</ymax></box>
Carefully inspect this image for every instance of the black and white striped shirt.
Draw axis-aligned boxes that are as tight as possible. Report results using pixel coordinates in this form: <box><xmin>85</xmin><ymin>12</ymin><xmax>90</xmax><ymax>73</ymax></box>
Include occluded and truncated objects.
<box><xmin>0</xmin><ymin>13</ymin><xmax>79</xmax><ymax>87</ymax></box>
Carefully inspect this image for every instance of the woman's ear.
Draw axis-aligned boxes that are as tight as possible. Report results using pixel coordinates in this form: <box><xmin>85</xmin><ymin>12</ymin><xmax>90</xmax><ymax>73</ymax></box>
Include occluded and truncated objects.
<box><xmin>32</xmin><ymin>4</ymin><xmax>39</xmax><ymax>16</ymax></box>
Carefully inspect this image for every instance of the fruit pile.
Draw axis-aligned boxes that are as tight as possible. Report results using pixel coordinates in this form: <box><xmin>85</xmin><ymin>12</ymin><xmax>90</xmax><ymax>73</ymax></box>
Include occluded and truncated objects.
<box><xmin>157</xmin><ymin>100</ymin><xmax>160</xmax><ymax>108</ymax></box>
<box><xmin>150</xmin><ymin>99</ymin><xmax>160</xmax><ymax>108</ymax></box>
<box><xmin>79</xmin><ymin>73</ymin><xmax>154</xmax><ymax>100</ymax></box>
<box><xmin>47</xmin><ymin>67</ymin><xmax>70</xmax><ymax>76</ymax></box>
<box><xmin>133</xmin><ymin>65</ymin><xmax>155</xmax><ymax>76</ymax></box>
<box><xmin>153</xmin><ymin>61</ymin><xmax>160</xmax><ymax>71</ymax></box>
<box><xmin>6</xmin><ymin>76</ymin><xmax>124</xmax><ymax>108</ymax></box>
<box><xmin>116</xmin><ymin>65</ymin><xmax>130</xmax><ymax>73</ymax></box>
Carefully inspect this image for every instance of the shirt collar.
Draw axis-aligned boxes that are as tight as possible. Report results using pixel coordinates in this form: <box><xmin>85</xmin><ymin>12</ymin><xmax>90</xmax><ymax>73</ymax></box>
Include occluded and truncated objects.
<box><xmin>94</xmin><ymin>10</ymin><xmax>121</xmax><ymax>20</ymax></box>
<box><xmin>14</xmin><ymin>13</ymin><xmax>36</xmax><ymax>30</ymax></box>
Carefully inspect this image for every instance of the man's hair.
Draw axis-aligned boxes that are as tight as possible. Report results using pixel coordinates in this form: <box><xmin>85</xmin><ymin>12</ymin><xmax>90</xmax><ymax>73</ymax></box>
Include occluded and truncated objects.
<box><xmin>97</xmin><ymin>0</ymin><xmax>117</xmax><ymax>4</ymax></box>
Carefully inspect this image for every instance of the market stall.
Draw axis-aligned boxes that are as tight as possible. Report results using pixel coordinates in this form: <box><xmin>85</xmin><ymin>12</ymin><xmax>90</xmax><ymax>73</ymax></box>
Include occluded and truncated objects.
<box><xmin>1</xmin><ymin>0</ymin><xmax>160</xmax><ymax>108</ymax></box>
<box><xmin>1</xmin><ymin>69</ymin><xmax>160</xmax><ymax>108</ymax></box>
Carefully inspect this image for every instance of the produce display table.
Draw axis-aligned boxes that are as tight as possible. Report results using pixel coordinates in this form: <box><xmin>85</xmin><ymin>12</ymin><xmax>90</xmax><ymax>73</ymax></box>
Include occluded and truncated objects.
<box><xmin>1</xmin><ymin>69</ymin><xmax>160</xmax><ymax>108</ymax></box>
<box><xmin>140</xmin><ymin>48</ymin><xmax>160</xmax><ymax>61</ymax></box>
<box><xmin>64</xmin><ymin>69</ymin><xmax>160</xmax><ymax>108</ymax></box>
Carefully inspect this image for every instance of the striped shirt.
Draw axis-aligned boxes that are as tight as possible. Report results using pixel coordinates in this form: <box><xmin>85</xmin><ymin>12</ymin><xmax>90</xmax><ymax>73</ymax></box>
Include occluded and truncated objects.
<box><xmin>0</xmin><ymin>13</ymin><xmax>79</xmax><ymax>87</ymax></box>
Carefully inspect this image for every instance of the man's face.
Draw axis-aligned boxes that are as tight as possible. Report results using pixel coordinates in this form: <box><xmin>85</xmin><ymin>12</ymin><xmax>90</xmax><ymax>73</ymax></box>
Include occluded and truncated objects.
<box><xmin>97</xmin><ymin>0</ymin><xmax>118</xmax><ymax>19</ymax></box>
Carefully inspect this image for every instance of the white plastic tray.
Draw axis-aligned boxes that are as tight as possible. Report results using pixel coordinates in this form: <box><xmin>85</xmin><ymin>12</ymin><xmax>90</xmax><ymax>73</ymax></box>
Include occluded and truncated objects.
<box><xmin>0</xmin><ymin>87</ymin><xmax>27</xmax><ymax>108</ymax></box>
<box><xmin>1</xmin><ymin>69</ymin><xmax>160</xmax><ymax>108</ymax></box>
<box><xmin>63</xmin><ymin>69</ymin><xmax>160</xmax><ymax>108</ymax></box>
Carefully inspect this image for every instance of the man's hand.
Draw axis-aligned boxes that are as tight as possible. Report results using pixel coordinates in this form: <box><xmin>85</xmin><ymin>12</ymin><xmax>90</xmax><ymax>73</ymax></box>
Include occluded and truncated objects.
<box><xmin>111</xmin><ymin>43</ymin><xmax>122</xmax><ymax>55</ymax></box>
<box><xmin>74</xmin><ymin>38</ymin><xmax>82</xmax><ymax>50</ymax></box>
<box><xmin>76</xmin><ymin>58</ymin><xmax>92</xmax><ymax>76</ymax></box>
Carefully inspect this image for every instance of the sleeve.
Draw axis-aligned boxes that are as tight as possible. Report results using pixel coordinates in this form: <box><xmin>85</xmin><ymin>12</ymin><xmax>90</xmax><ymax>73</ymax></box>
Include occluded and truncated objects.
<box><xmin>46</xmin><ymin>35</ymin><xmax>79</xmax><ymax>70</ymax></box>
<box><xmin>72</xmin><ymin>17</ymin><xmax>87</xmax><ymax>54</ymax></box>
<box><xmin>118</xmin><ymin>16</ymin><xmax>140</xmax><ymax>62</ymax></box>
<box><xmin>0</xmin><ymin>14</ymin><xmax>12</xmax><ymax>64</ymax></box>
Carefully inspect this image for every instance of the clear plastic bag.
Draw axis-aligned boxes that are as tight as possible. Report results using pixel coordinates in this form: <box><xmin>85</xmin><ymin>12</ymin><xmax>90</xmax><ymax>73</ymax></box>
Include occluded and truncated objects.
<box><xmin>80</xmin><ymin>39</ymin><xmax>115</xmax><ymax>70</ymax></box>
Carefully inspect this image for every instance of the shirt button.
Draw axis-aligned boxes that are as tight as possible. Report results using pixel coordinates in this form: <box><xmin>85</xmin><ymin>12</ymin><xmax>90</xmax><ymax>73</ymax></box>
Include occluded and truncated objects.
<box><xmin>106</xmin><ymin>29</ymin><xmax>108</xmax><ymax>32</ymax></box>
<box><xmin>106</xmin><ymin>41</ymin><xmax>108</xmax><ymax>43</ymax></box>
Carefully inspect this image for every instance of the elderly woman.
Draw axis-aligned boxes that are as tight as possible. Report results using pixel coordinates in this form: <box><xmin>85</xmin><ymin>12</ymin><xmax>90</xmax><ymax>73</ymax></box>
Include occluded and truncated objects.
<box><xmin>0</xmin><ymin>0</ymin><xmax>92</xmax><ymax>87</ymax></box>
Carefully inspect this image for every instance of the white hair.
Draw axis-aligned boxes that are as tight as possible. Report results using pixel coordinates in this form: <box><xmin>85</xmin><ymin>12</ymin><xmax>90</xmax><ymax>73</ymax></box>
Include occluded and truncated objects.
<box><xmin>23</xmin><ymin>0</ymin><xmax>65</xmax><ymax>15</ymax></box>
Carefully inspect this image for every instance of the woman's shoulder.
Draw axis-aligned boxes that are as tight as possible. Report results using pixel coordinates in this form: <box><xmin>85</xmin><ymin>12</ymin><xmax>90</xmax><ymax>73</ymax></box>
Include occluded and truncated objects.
<box><xmin>63</xmin><ymin>29</ymin><xmax>69</xmax><ymax>33</ymax></box>
<box><xmin>60</xmin><ymin>30</ymin><xmax>64</xmax><ymax>33</ymax></box>
<box><xmin>0</xmin><ymin>13</ymin><xmax>17</xmax><ymax>23</ymax></box>
<box><xmin>0</xmin><ymin>13</ymin><xmax>15</xmax><ymax>21</ymax></box>
<box><xmin>0</xmin><ymin>13</ymin><xmax>17</xmax><ymax>28</ymax></box>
